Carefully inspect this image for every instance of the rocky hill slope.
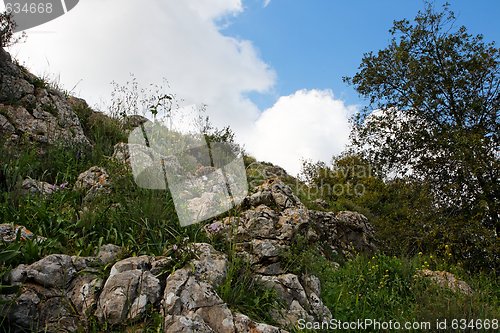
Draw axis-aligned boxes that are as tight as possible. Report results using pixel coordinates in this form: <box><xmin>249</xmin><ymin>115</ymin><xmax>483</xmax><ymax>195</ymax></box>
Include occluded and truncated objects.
<box><xmin>1</xmin><ymin>48</ymin><xmax>489</xmax><ymax>332</ymax></box>
<box><xmin>0</xmin><ymin>48</ymin><xmax>89</xmax><ymax>149</ymax></box>
<box><xmin>1</xmin><ymin>172</ymin><xmax>376</xmax><ymax>332</ymax></box>
<box><xmin>0</xmin><ymin>47</ymin><xmax>376</xmax><ymax>332</ymax></box>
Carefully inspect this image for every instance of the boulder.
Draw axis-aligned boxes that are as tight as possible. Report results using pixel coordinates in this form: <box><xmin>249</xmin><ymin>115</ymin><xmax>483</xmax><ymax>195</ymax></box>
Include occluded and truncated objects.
<box><xmin>2</xmin><ymin>254</ymin><xmax>82</xmax><ymax>331</ymax></box>
<box><xmin>95</xmin><ymin>269</ymin><xmax>161</xmax><ymax>324</ymax></box>
<box><xmin>9</xmin><ymin>254</ymin><xmax>76</xmax><ymax>289</ymax></box>
<box><xmin>95</xmin><ymin>254</ymin><xmax>173</xmax><ymax>324</ymax></box>
<box><xmin>97</xmin><ymin>243</ymin><xmax>124</xmax><ymax>265</ymax></box>
<box><xmin>308</xmin><ymin>210</ymin><xmax>376</xmax><ymax>256</ymax></box>
<box><xmin>21</xmin><ymin>178</ymin><xmax>68</xmax><ymax>196</ymax></box>
<box><xmin>0</xmin><ymin>49</ymin><xmax>90</xmax><ymax>148</ymax></box>
<box><xmin>161</xmin><ymin>243</ymin><xmax>287</xmax><ymax>333</ymax></box>
<box><xmin>416</xmin><ymin>269</ymin><xmax>473</xmax><ymax>295</ymax></box>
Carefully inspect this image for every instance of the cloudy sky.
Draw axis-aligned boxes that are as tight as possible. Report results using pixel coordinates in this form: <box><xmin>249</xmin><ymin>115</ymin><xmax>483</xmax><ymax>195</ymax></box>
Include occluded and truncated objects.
<box><xmin>4</xmin><ymin>0</ymin><xmax>500</xmax><ymax>175</ymax></box>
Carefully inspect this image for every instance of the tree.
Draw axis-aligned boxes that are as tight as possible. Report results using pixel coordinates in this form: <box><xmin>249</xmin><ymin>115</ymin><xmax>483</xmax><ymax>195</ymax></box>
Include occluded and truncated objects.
<box><xmin>345</xmin><ymin>2</ymin><xmax>499</xmax><ymax>236</ymax></box>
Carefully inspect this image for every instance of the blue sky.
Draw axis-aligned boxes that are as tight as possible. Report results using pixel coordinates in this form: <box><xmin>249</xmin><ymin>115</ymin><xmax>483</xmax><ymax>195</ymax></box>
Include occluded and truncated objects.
<box><xmin>7</xmin><ymin>0</ymin><xmax>500</xmax><ymax>175</ymax></box>
<box><xmin>225</xmin><ymin>0</ymin><xmax>500</xmax><ymax>110</ymax></box>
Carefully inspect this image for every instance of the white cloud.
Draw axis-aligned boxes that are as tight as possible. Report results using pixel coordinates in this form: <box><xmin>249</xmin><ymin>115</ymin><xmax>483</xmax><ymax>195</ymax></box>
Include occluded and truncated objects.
<box><xmin>263</xmin><ymin>0</ymin><xmax>272</xmax><ymax>8</ymax></box>
<box><xmin>245</xmin><ymin>89</ymin><xmax>356</xmax><ymax>176</ymax></box>
<box><xmin>186</xmin><ymin>0</ymin><xmax>243</xmax><ymax>20</ymax></box>
<box><xmin>7</xmin><ymin>0</ymin><xmax>274</xmax><ymax>134</ymax></box>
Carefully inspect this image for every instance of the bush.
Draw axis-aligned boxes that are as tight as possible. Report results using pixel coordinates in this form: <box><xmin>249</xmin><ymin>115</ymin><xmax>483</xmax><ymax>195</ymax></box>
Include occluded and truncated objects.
<box><xmin>300</xmin><ymin>154</ymin><xmax>499</xmax><ymax>273</ymax></box>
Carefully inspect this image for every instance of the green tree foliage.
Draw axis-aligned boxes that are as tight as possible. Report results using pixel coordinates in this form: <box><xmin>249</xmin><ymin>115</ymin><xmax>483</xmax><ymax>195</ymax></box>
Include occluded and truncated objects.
<box><xmin>344</xmin><ymin>3</ymin><xmax>499</xmax><ymax>237</ymax></box>
<box><xmin>302</xmin><ymin>152</ymin><xmax>498</xmax><ymax>272</ymax></box>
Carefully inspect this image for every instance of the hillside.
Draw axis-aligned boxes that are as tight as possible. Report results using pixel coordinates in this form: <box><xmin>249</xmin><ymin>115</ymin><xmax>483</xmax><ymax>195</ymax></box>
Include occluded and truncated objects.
<box><xmin>0</xmin><ymin>47</ymin><xmax>498</xmax><ymax>332</ymax></box>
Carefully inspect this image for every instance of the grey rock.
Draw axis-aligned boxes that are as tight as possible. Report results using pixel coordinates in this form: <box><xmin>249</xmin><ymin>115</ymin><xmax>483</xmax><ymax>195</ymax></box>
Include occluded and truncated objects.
<box><xmin>309</xmin><ymin>210</ymin><xmax>376</xmax><ymax>256</ymax></box>
<box><xmin>10</xmin><ymin>254</ymin><xmax>76</xmax><ymax>289</ymax></box>
<box><xmin>269</xmin><ymin>180</ymin><xmax>303</xmax><ymax>210</ymax></box>
<box><xmin>21</xmin><ymin>178</ymin><xmax>58</xmax><ymax>195</ymax></box>
<box><xmin>95</xmin><ymin>269</ymin><xmax>161</xmax><ymax>324</ymax></box>
<box><xmin>0</xmin><ymin>113</ymin><xmax>15</xmax><ymax>133</ymax></box>
<box><xmin>74</xmin><ymin>166</ymin><xmax>109</xmax><ymax>191</ymax></box>
<box><xmin>255</xmin><ymin>273</ymin><xmax>332</xmax><ymax>327</ymax></box>
<box><xmin>0</xmin><ymin>49</ymin><xmax>90</xmax><ymax>148</ymax></box>
<box><xmin>97</xmin><ymin>244</ymin><xmax>124</xmax><ymax>264</ymax></box>
<box><xmin>196</xmin><ymin>304</ymin><xmax>235</xmax><ymax>333</ymax></box>
<box><xmin>190</xmin><ymin>243</ymin><xmax>228</xmax><ymax>287</ymax></box>
<box><xmin>416</xmin><ymin>269</ymin><xmax>473</xmax><ymax>295</ymax></box>
<box><xmin>164</xmin><ymin>313</ymin><xmax>215</xmax><ymax>333</ymax></box>
<box><xmin>233</xmin><ymin>313</ymin><xmax>288</xmax><ymax>333</ymax></box>
<box><xmin>109</xmin><ymin>255</ymin><xmax>152</xmax><ymax>277</ymax></box>
<box><xmin>74</xmin><ymin>166</ymin><xmax>111</xmax><ymax>202</ymax></box>
<box><xmin>69</xmin><ymin>274</ymin><xmax>103</xmax><ymax>316</ymax></box>
<box><xmin>0</xmin><ymin>223</ymin><xmax>46</xmax><ymax>243</ymax></box>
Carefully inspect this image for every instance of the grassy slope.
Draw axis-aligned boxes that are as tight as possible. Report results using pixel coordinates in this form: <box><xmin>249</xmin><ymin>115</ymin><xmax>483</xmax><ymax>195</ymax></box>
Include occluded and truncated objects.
<box><xmin>0</xmin><ymin>102</ymin><xmax>497</xmax><ymax>332</ymax></box>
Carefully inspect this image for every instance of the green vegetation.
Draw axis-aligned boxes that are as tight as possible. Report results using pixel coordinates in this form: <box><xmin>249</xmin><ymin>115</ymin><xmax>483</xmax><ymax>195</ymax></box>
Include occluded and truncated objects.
<box><xmin>341</xmin><ymin>1</ymin><xmax>499</xmax><ymax>271</ymax></box>
<box><xmin>0</xmin><ymin>11</ymin><xmax>25</xmax><ymax>48</ymax></box>
<box><xmin>217</xmin><ymin>255</ymin><xmax>283</xmax><ymax>325</ymax></box>
<box><xmin>280</xmin><ymin>240</ymin><xmax>498</xmax><ymax>332</ymax></box>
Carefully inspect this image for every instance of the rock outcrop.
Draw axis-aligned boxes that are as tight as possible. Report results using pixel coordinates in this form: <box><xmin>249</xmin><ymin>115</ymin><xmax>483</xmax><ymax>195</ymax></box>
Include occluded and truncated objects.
<box><xmin>0</xmin><ymin>48</ymin><xmax>89</xmax><ymax>148</ymax></box>
<box><xmin>0</xmin><ymin>176</ymin><xmax>377</xmax><ymax>332</ymax></box>
<box><xmin>416</xmin><ymin>269</ymin><xmax>473</xmax><ymax>295</ymax></box>
<box><xmin>74</xmin><ymin>166</ymin><xmax>111</xmax><ymax>203</ymax></box>
<box><xmin>0</xmin><ymin>51</ymin><xmax>378</xmax><ymax>330</ymax></box>
<box><xmin>204</xmin><ymin>178</ymin><xmax>376</xmax><ymax>326</ymax></box>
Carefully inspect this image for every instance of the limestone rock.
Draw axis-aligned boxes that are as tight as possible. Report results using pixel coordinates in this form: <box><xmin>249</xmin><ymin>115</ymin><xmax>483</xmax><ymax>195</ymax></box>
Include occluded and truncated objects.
<box><xmin>95</xmin><ymin>257</ymin><xmax>161</xmax><ymax>324</ymax></box>
<box><xmin>189</xmin><ymin>243</ymin><xmax>228</xmax><ymax>286</ymax></box>
<box><xmin>233</xmin><ymin>313</ymin><xmax>288</xmax><ymax>333</ymax></box>
<box><xmin>309</xmin><ymin>210</ymin><xmax>376</xmax><ymax>256</ymax></box>
<box><xmin>109</xmin><ymin>255</ymin><xmax>152</xmax><ymax>277</ymax></box>
<box><xmin>97</xmin><ymin>243</ymin><xmax>124</xmax><ymax>264</ymax></box>
<box><xmin>161</xmin><ymin>267</ymin><xmax>226</xmax><ymax>332</ymax></box>
<box><xmin>10</xmin><ymin>254</ymin><xmax>76</xmax><ymax>289</ymax></box>
<box><xmin>254</xmin><ymin>273</ymin><xmax>331</xmax><ymax>327</ymax></box>
<box><xmin>2</xmin><ymin>254</ymin><xmax>82</xmax><ymax>331</ymax></box>
<box><xmin>0</xmin><ymin>223</ymin><xmax>45</xmax><ymax>243</ymax></box>
<box><xmin>21</xmin><ymin>178</ymin><xmax>68</xmax><ymax>196</ymax></box>
<box><xmin>69</xmin><ymin>274</ymin><xmax>103</xmax><ymax>316</ymax></box>
<box><xmin>0</xmin><ymin>49</ymin><xmax>90</xmax><ymax>148</ymax></box>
